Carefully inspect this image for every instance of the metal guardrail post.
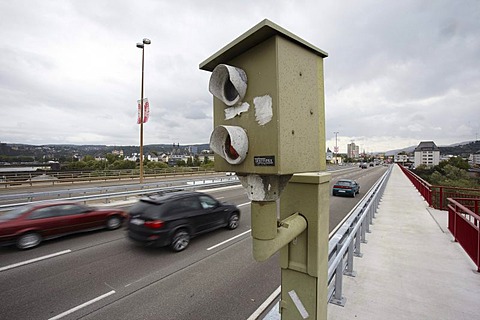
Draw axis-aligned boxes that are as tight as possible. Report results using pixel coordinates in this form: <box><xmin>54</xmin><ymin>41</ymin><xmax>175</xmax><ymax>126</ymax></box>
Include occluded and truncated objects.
<box><xmin>365</xmin><ymin>211</ymin><xmax>371</xmax><ymax>233</ymax></box>
<box><xmin>354</xmin><ymin>227</ymin><xmax>363</xmax><ymax>257</ymax></box>
<box><xmin>361</xmin><ymin>219</ymin><xmax>368</xmax><ymax>243</ymax></box>
<box><xmin>367</xmin><ymin>205</ymin><xmax>371</xmax><ymax>226</ymax></box>
<box><xmin>345</xmin><ymin>227</ymin><xmax>357</xmax><ymax>277</ymax></box>
<box><xmin>330</xmin><ymin>243</ymin><xmax>346</xmax><ymax>306</ymax></box>
<box><xmin>369</xmin><ymin>204</ymin><xmax>374</xmax><ymax>225</ymax></box>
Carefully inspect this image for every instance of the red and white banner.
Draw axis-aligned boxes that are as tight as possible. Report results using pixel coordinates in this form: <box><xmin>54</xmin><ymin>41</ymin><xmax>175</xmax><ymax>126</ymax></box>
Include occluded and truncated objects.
<box><xmin>137</xmin><ymin>98</ymin><xmax>150</xmax><ymax>124</ymax></box>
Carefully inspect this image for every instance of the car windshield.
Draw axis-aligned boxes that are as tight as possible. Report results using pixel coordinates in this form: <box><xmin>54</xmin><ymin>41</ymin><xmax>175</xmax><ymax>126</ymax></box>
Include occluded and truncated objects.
<box><xmin>0</xmin><ymin>206</ymin><xmax>32</xmax><ymax>221</ymax></box>
<box><xmin>336</xmin><ymin>181</ymin><xmax>352</xmax><ymax>186</ymax></box>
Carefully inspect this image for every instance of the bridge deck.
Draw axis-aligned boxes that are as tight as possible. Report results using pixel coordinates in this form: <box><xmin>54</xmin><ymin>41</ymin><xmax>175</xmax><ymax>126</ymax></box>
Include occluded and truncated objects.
<box><xmin>327</xmin><ymin>164</ymin><xmax>479</xmax><ymax>319</ymax></box>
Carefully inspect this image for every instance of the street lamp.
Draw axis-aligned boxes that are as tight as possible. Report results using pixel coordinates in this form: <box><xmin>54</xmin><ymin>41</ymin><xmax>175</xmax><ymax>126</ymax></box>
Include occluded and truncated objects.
<box><xmin>334</xmin><ymin>131</ymin><xmax>339</xmax><ymax>164</ymax></box>
<box><xmin>136</xmin><ymin>38</ymin><xmax>151</xmax><ymax>183</ymax></box>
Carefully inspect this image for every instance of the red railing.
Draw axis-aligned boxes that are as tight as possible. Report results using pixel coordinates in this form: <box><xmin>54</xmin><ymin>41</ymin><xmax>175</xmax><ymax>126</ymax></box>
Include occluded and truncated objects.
<box><xmin>398</xmin><ymin>165</ymin><xmax>433</xmax><ymax>206</ymax></box>
<box><xmin>398</xmin><ymin>165</ymin><xmax>480</xmax><ymax>210</ymax></box>
<box><xmin>447</xmin><ymin>198</ymin><xmax>480</xmax><ymax>272</ymax></box>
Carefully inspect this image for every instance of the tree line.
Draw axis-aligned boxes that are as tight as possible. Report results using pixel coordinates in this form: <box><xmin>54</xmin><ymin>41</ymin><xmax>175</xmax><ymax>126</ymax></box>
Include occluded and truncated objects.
<box><xmin>61</xmin><ymin>154</ymin><xmax>213</xmax><ymax>171</ymax></box>
<box><xmin>413</xmin><ymin>157</ymin><xmax>479</xmax><ymax>188</ymax></box>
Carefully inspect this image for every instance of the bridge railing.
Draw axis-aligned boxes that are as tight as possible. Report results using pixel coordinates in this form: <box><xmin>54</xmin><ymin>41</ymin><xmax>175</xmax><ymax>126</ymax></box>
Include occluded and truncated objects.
<box><xmin>398</xmin><ymin>165</ymin><xmax>480</xmax><ymax>210</ymax></box>
<box><xmin>432</xmin><ymin>185</ymin><xmax>480</xmax><ymax>211</ymax></box>
<box><xmin>327</xmin><ymin>165</ymin><xmax>393</xmax><ymax>306</ymax></box>
<box><xmin>447</xmin><ymin>198</ymin><xmax>480</xmax><ymax>272</ymax></box>
<box><xmin>0</xmin><ymin>167</ymin><xmax>217</xmax><ymax>188</ymax></box>
<box><xmin>398</xmin><ymin>165</ymin><xmax>433</xmax><ymax>205</ymax></box>
<box><xmin>0</xmin><ymin>176</ymin><xmax>240</xmax><ymax>212</ymax></box>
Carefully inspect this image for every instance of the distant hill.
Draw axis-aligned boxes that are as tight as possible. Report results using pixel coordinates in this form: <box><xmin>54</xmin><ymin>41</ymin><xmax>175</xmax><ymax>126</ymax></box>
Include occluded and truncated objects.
<box><xmin>385</xmin><ymin>146</ymin><xmax>416</xmax><ymax>156</ymax></box>
<box><xmin>385</xmin><ymin>140</ymin><xmax>479</xmax><ymax>157</ymax></box>
<box><xmin>2</xmin><ymin>140</ymin><xmax>479</xmax><ymax>161</ymax></box>
<box><xmin>438</xmin><ymin>140</ymin><xmax>480</xmax><ymax>157</ymax></box>
<box><xmin>0</xmin><ymin>142</ymin><xmax>210</xmax><ymax>162</ymax></box>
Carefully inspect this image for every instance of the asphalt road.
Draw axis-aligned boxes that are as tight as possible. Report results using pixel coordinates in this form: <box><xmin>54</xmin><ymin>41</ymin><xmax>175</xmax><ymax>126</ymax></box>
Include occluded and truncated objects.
<box><xmin>0</xmin><ymin>166</ymin><xmax>387</xmax><ymax>320</ymax></box>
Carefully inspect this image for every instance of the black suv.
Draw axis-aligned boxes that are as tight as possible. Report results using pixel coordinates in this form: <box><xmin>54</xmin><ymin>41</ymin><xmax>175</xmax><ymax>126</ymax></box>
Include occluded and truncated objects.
<box><xmin>127</xmin><ymin>191</ymin><xmax>240</xmax><ymax>252</ymax></box>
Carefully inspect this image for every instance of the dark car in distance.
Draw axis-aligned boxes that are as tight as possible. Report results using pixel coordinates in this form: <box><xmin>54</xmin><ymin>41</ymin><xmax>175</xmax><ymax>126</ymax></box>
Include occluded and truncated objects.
<box><xmin>332</xmin><ymin>179</ymin><xmax>360</xmax><ymax>197</ymax></box>
<box><xmin>127</xmin><ymin>191</ymin><xmax>240</xmax><ymax>252</ymax></box>
<box><xmin>0</xmin><ymin>202</ymin><xmax>127</xmax><ymax>249</ymax></box>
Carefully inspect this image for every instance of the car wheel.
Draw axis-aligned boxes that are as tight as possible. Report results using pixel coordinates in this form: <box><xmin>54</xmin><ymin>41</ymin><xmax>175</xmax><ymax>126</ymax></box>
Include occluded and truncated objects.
<box><xmin>16</xmin><ymin>232</ymin><xmax>42</xmax><ymax>250</ymax></box>
<box><xmin>106</xmin><ymin>216</ymin><xmax>122</xmax><ymax>230</ymax></box>
<box><xmin>352</xmin><ymin>191</ymin><xmax>356</xmax><ymax>198</ymax></box>
<box><xmin>227</xmin><ymin>213</ymin><xmax>239</xmax><ymax>230</ymax></box>
<box><xmin>170</xmin><ymin>229</ymin><xmax>190</xmax><ymax>252</ymax></box>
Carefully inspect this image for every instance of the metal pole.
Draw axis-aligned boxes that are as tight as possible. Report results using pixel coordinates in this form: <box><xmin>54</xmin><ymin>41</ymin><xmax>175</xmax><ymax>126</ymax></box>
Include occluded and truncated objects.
<box><xmin>334</xmin><ymin>131</ymin><xmax>339</xmax><ymax>164</ymax></box>
<box><xmin>139</xmin><ymin>47</ymin><xmax>145</xmax><ymax>184</ymax></box>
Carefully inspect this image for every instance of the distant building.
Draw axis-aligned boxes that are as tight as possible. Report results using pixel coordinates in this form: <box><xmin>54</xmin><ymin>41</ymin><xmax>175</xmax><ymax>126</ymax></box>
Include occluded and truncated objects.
<box><xmin>112</xmin><ymin>150</ymin><xmax>124</xmax><ymax>156</ymax></box>
<box><xmin>414</xmin><ymin>141</ymin><xmax>440</xmax><ymax>167</ymax></box>
<box><xmin>326</xmin><ymin>148</ymin><xmax>333</xmax><ymax>162</ymax></box>
<box><xmin>125</xmin><ymin>153</ymin><xmax>140</xmax><ymax>162</ymax></box>
<box><xmin>347</xmin><ymin>142</ymin><xmax>359</xmax><ymax>159</ymax></box>
<box><xmin>168</xmin><ymin>155</ymin><xmax>186</xmax><ymax>166</ymax></box>
<box><xmin>469</xmin><ymin>151</ymin><xmax>480</xmax><ymax>166</ymax></box>
<box><xmin>394</xmin><ymin>154</ymin><xmax>409</xmax><ymax>164</ymax></box>
<box><xmin>147</xmin><ymin>154</ymin><xmax>160</xmax><ymax>162</ymax></box>
<box><xmin>189</xmin><ymin>146</ymin><xmax>198</xmax><ymax>155</ymax></box>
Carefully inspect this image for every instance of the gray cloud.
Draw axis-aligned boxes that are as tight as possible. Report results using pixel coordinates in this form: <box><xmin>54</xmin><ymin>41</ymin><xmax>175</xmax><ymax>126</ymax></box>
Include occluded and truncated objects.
<box><xmin>0</xmin><ymin>0</ymin><xmax>479</xmax><ymax>152</ymax></box>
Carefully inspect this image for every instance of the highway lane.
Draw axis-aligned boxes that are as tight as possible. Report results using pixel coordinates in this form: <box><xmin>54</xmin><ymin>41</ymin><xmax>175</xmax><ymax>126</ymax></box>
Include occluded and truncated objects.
<box><xmin>0</xmin><ymin>187</ymin><xmax>264</xmax><ymax>320</ymax></box>
<box><xmin>0</xmin><ymin>166</ymin><xmax>388</xmax><ymax>319</ymax></box>
<box><xmin>329</xmin><ymin>165</ymin><xmax>388</xmax><ymax>231</ymax></box>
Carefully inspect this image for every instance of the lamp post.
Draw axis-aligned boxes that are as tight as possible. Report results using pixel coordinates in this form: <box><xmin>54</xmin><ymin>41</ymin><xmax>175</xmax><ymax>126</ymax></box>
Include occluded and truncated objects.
<box><xmin>136</xmin><ymin>38</ymin><xmax>151</xmax><ymax>183</ymax></box>
<box><xmin>334</xmin><ymin>131</ymin><xmax>339</xmax><ymax>164</ymax></box>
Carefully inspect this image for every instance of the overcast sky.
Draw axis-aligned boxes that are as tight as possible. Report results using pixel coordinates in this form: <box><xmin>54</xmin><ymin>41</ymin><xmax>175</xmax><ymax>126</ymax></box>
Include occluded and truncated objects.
<box><xmin>0</xmin><ymin>1</ymin><xmax>478</xmax><ymax>153</ymax></box>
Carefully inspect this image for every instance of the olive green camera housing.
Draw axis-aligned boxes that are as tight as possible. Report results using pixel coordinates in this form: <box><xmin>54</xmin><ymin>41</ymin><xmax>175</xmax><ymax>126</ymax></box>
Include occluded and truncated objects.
<box><xmin>200</xmin><ymin>19</ymin><xmax>328</xmax><ymax>175</ymax></box>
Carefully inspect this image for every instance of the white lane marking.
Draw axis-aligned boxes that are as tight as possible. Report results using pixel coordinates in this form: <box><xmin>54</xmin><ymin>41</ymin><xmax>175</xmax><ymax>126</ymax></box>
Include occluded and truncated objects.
<box><xmin>207</xmin><ymin>230</ymin><xmax>251</xmax><ymax>251</ymax></box>
<box><xmin>288</xmin><ymin>290</ymin><xmax>309</xmax><ymax>319</ymax></box>
<box><xmin>48</xmin><ymin>290</ymin><xmax>115</xmax><ymax>320</ymax></box>
<box><xmin>247</xmin><ymin>286</ymin><xmax>281</xmax><ymax>320</ymax></box>
<box><xmin>0</xmin><ymin>250</ymin><xmax>72</xmax><ymax>272</ymax></box>
<box><xmin>238</xmin><ymin>202</ymin><xmax>250</xmax><ymax>207</ymax></box>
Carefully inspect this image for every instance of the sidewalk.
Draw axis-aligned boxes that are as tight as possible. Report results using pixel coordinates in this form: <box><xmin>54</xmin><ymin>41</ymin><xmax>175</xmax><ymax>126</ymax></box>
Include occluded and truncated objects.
<box><xmin>327</xmin><ymin>165</ymin><xmax>480</xmax><ymax>319</ymax></box>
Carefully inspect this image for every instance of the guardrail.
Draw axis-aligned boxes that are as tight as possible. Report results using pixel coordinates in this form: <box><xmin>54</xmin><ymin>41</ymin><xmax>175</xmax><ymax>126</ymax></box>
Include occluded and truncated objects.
<box><xmin>0</xmin><ymin>176</ymin><xmax>231</xmax><ymax>204</ymax></box>
<box><xmin>0</xmin><ymin>177</ymin><xmax>240</xmax><ymax>212</ymax></box>
<box><xmin>447</xmin><ymin>198</ymin><xmax>480</xmax><ymax>272</ymax></box>
<box><xmin>0</xmin><ymin>168</ymin><xmax>217</xmax><ymax>188</ymax></box>
<box><xmin>327</xmin><ymin>164</ymin><xmax>393</xmax><ymax>306</ymax></box>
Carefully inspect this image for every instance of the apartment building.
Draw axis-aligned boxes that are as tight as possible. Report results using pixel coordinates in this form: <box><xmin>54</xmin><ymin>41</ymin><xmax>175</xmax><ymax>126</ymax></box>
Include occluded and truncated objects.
<box><xmin>414</xmin><ymin>141</ymin><xmax>440</xmax><ymax>167</ymax></box>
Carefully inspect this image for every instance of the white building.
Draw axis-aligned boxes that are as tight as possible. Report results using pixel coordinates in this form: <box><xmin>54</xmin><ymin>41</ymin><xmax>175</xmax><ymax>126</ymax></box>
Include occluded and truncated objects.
<box><xmin>326</xmin><ymin>148</ymin><xmax>333</xmax><ymax>162</ymax></box>
<box><xmin>414</xmin><ymin>141</ymin><xmax>440</xmax><ymax>167</ymax></box>
<box><xmin>147</xmin><ymin>154</ymin><xmax>160</xmax><ymax>162</ymax></box>
<box><xmin>394</xmin><ymin>154</ymin><xmax>409</xmax><ymax>164</ymax></box>
<box><xmin>124</xmin><ymin>153</ymin><xmax>139</xmax><ymax>162</ymax></box>
<box><xmin>469</xmin><ymin>151</ymin><xmax>480</xmax><ymax>166</ymax></box>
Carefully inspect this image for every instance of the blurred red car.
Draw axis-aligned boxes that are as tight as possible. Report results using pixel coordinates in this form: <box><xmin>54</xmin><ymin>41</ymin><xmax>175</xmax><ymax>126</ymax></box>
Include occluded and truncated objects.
<box><xmin>0</xmin><ymin>202</ymin><xmax>127</xmax><ymax>249</ymax></box>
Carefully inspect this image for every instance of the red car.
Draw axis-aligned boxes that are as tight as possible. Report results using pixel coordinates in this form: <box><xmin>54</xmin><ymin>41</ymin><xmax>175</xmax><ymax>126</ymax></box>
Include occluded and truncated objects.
<box><xmin>0</xmin><ymin>202</ymin><xmax>127</xmax><ymax>249</ymax></box>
